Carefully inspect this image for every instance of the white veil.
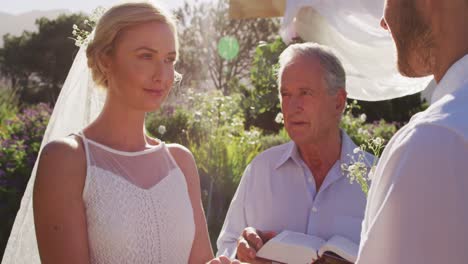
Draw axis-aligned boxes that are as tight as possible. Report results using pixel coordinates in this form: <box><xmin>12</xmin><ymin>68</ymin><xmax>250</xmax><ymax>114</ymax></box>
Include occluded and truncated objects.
<box><xmin>280</xmin><ymin>0</ymin><xmax>434</xmax><ymax>101</ymax></box>
<box><xmin>1</xmin><ymin>41</ymin><xmax>106</xmax><ymax>263</ymax></box>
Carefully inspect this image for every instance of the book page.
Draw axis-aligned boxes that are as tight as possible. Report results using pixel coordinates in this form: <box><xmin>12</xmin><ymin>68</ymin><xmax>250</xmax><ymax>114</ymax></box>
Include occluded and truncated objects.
<box><xmin>256</xmin><ymin>230</ymin><xmax>325</xmax><ymax>264</ymax></box>
<box><xmin>317</xmin><ymin>235</ymin><xmax>358</xmax><ymax>263</ymax></box>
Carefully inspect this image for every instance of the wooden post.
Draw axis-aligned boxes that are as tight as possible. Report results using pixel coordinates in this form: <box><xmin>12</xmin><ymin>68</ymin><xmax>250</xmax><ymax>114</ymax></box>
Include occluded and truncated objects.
<box><xmin>229</xmin><ymin>0</ymin><xmax>286</xmax><ymax>19</ymax></box>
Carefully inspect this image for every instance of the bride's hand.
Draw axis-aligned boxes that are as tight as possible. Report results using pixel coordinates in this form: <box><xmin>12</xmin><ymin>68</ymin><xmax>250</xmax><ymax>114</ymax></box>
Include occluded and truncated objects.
<box><xmin>207</xmin><ymin>255</ymin><xmax>243</xmax><ymax>264</ymax></box>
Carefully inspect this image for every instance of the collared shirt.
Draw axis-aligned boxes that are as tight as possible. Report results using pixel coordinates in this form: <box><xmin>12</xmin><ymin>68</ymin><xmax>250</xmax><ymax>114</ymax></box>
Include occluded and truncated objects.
<box><xmin>357</xmin><ymin>54</ymin><xmax>468</xmax><ymax>264</ymax></box>
<box><xmin>216</xmin><ymin>131</ymin><xmax>374</xmax><ymax>258</ymax></box>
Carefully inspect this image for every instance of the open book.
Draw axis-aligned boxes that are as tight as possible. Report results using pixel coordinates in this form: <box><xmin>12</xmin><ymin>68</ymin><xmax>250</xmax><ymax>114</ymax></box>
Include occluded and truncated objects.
<box><xmin>256</xmin><ymin>230</ymin><xmax>358</xmax><ymax>264</ymax></box>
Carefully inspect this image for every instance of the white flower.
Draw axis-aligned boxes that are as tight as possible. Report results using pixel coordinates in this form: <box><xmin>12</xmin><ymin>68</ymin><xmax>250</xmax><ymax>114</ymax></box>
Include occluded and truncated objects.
<box><xmin>84</xmin><ymin>19</ymin><xmax>89</xmax><ymax>24</ymax></box>
<box><xmin>373</xmin><ymin>137</ymin><xmax>383</xmax><ymax>146</ymax></box>
<box><xmin>358</xmin><ymin>128</ymin><xmax>371</xmax><ymax>137</ymax></box>
<box><xmin>353</xmin><ymin>147</ymin><xmax>360</xmax><ymax>154</ymax></box>
<box><xmin>72</xmin><ymin>29</ymin><xmax>77</xmax><ymax>35</ymax></box>
<box><xmin>73</xmin><ymin>24</ymin><xmax>78</xmax><ymax>30</ymax></box>
<box><xmin>360</xmin><ymin>113</ymin><xmax>367</xmax><ymax>122</ymax></box>
<box><xmin>158</xmin><ymin>125</ymin><xmax>166</xmax><ymax>135</ymax></box>
<box><xmin>194</xmin><ymin>111</ymin><xmax>202</xmax><ymax>122</ymax></box>
<box><xmin>275</xmin><ymin>112</ymin><xmax>284</xmax><ymax>124</ymax></box>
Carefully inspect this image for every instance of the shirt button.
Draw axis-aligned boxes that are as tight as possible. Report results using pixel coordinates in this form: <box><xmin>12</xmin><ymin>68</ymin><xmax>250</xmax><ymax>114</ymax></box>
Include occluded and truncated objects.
<box><xmin>312</xmin><ymin>207</ymin><xmax>318</xmax><ymax>213</ymax></box>
<box><xmin>307</xmin><ymin>177</ymin><xmax>313</xmax><ymax>183</ymax></box>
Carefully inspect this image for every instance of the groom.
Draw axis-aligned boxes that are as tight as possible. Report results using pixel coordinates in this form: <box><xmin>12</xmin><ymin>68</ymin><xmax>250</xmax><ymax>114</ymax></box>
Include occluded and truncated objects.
<box><xmin>356</xmin><ymin>0</ymin><xmax>468</xmax><ymax>263</ymax></box>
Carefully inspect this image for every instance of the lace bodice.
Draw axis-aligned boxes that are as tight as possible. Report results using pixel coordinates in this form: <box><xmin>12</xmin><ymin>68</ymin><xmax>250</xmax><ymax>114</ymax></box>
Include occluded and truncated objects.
<box><xmin>79</xmin><ymin>133</ymin><xmax>195</xmax><ymax>263</ymax></box>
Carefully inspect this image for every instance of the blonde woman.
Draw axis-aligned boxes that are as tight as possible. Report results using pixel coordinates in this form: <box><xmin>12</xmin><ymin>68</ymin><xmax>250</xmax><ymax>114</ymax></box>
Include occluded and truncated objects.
<box><xmin>3</xmin><ymin>1</ymin><xmax>213</xmax><ymax>263</ymax></box>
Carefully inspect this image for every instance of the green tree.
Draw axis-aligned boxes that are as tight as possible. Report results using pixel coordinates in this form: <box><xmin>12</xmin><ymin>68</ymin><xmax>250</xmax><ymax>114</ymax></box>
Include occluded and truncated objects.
<box><xmin>0</xmin><ymin>32</ymin><xmax>35</xmax><ymax>91</ymax></box>
<box><xmin>174</xmin><ymin>0</ymin><xmax>280</xmax><ymax>95</ymax></box>
<box><xmin>0</xmin><ymin>13</ymin><xmax>88</xmax><ymax>104</ymax></box>
<box><xmin>353</xmin><ymin>94</ymin><xmax>428</xmax><ymax>124</ymax></box>
<box><xmin>241</xmin><ymin>37</ymin><xmax>287</xmax><ymax>133</ymax></box>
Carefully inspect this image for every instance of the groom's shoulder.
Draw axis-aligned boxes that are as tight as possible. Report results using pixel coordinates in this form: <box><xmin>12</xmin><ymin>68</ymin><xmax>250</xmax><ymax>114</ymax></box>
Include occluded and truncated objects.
<box><xmin>411</xmin><ymin>95</ymin><xmax>468</xmax><ymax>143</ymax></box>
<box><xmin>250</xmin><ymin>141</ymin><xmax>293</xmax><ymax>168</ymax></box>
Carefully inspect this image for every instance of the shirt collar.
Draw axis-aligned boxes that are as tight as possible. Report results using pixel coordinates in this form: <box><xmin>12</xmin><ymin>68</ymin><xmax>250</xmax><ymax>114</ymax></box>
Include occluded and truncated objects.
<box><xmin>431</xmin><ymin>54</ymin><xmax>468</xmax><ymax>104</ymax></box>
<box><xmin>275</xmin><ymin>130</ymin><xmax>357</xmax><ymax>170</ymax></box>
<box><xmin>275</xmin><ymin>141</ymin><xmax>298</xmax><ymax>170</ymax></box>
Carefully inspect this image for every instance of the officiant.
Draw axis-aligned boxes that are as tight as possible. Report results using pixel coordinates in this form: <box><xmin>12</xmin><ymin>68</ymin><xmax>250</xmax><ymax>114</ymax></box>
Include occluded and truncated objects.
<box><xmin>216</xmin><ymin>42</ymin><xmax>375</xmax><ymax>263</ymax></box>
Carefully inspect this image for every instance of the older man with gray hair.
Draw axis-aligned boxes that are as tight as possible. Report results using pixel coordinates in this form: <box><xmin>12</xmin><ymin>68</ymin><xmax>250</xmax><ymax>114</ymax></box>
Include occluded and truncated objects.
<box><xmin>215</xmin><ymin>42</ymin><xmax>375</xmax><ymax>263</ymax></box>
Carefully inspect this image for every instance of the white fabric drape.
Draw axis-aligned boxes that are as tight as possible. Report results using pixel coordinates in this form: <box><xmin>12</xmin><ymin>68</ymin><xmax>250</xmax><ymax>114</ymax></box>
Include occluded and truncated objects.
<box><xmin>280</xmin><ymin>0</ymin><xmax>433</xmax><ymax>101</ymax></box>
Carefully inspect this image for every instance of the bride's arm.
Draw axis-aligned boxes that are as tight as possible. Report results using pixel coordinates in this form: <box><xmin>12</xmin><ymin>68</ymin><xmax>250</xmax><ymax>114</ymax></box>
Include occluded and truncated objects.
<box><xmin>169</xmin><ymin>144</ymin><xmax>215</xmax><ymax>264</ymax></box>
<box><xmin>33</xmin><ymin>136</ymin><xmax>90</xmax><ymax>264</ymax></box>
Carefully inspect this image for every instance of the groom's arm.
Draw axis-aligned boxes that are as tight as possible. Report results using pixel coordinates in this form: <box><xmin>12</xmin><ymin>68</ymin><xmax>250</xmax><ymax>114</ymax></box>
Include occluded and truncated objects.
<box><xmin>357</xmin><ymin>125</ymin><xmax>468</xmax><ymax>264</ymax></box>
<box><xmin>216</xmin><ymin>165</ymin><xmax>252</xmax><ymax>259</ymax></box>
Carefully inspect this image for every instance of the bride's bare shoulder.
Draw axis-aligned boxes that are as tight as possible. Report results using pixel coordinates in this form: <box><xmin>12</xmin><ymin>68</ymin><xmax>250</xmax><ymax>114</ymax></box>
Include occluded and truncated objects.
<box><xmin>36</xmin><ymin>135</ymin><xmax>87</xmax><ymax>187</ymax></box>
<box><xmin>166</xmin><ymin>144</ymin><xmax>194</xmax><ymax>167</ymax></box>
<box><xmin>166</xmin><ymin>143</ymin><xmax>199</xmax><ymax>183</ymax></box>
<box><xmin>40</xmin><ymin>135</ymin><xmax>85</xmax><ymax>163</ymax></box>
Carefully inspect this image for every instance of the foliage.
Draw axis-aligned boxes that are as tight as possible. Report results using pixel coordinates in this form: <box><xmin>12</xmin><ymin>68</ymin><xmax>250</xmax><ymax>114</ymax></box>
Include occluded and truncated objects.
<box><xmin>148</xmin><ymin>89</ymin><xmax>261</xmax><ymax>190</ymax></box>
<box><xmin>146</xmin><ymin>106</ymin><xmax>196</xmax><ymax>147</ymax></box>
<box><xmin>341</xmin><ymin>136</ymin><xmax>385</xmax><ymax>196</ymax></box>
<box><xmin>352</xmin><ymin>92</ymin><xmax>428</xmax><ymax>123</ymax></box>
<box><xmin>0</xmin><ymin>13</ymin><xmax>88</xmax><ymax>104</ymax></box>
<box><xmin>341</xmin><ymin>100</ymin><xmax>398</xmax><ymax>148</ymax></box>
<box><xmin>174</xmin><ymin>0</ymin><xmax>280</xmax><ymax>95</ymax></box>
<box><xmin>0</xmin><ymin>88</ymin><xmax>19</xmax><ymax>124</ymax></box>
<box><xmin>340</xmin><ymin>101</ymin><xmax>396</xmax><ymax>196</ymax></box>
<box><xmin>240</xmin><ymin>37</ymin><xmax>287</xmax><ymax>133</ymax></box>
<box><xmin>0</xmin><ymin>103</ymin><xmax>51</xmax><ymax>257</ymax></box>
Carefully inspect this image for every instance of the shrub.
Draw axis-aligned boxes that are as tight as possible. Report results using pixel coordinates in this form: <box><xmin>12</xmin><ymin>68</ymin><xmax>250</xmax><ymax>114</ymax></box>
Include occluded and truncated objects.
<box><xmin>0</xmin><ymin>88</ymin><xmax>19</xmax><ymax>124</ymax></box>
<box><xmin>341</xmin><ymin>101</ymin><xmax>397</xmax><ymax>150</ymax></box>
<box><xmin>0</xmin><ymin>103</ymin><xmax>51</xmax><ymax>257</ymax></box>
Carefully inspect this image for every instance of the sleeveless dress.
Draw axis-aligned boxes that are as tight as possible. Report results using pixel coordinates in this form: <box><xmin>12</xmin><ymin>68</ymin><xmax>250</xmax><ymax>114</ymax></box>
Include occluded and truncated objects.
<box><xmin>77</xmin><ymin>133</ymin><xmax>195</xmax><ymax>264</ymax></box>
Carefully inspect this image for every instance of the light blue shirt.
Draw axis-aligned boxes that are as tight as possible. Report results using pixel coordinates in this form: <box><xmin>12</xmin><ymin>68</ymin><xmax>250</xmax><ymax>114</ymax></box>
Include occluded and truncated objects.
<box><xmin>216</xmin><ymin>131</ymin><xmax>374</xmax><ymax>258</ymax></box>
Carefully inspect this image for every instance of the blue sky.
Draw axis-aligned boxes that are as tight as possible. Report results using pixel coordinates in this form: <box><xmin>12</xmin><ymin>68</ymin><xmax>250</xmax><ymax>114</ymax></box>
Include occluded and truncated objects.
<box><xmin>0</xmin><ymin>0</ymin><xmax>206</xmax><ymax>14</ymax></box>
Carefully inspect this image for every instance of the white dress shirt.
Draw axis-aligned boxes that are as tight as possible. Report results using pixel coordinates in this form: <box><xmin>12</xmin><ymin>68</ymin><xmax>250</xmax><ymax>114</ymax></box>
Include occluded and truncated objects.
<box><xmin>217</xmin><ymin>131</ymin><xmax>374</xmax><ymax>258</ymax></box>
<box><xmin>357</xmin><ymin>54</ymin><xmax>468</xmax><ymax>264</ymax></box>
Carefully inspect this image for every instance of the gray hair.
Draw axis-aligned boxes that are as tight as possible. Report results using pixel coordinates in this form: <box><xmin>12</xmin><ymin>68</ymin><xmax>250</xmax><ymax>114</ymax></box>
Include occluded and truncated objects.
<box><xmin>277</xmin><ymin>42</ymin><xmax>346</xmax><ymax>95</ymax></box>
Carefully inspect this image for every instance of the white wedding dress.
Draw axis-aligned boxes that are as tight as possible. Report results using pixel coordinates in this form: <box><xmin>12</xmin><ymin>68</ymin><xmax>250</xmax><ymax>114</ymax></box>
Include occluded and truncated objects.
<box><xmin>77</xmin><ymin>132</ymin><xmax>195</xmax><ymax>263</ymax></box>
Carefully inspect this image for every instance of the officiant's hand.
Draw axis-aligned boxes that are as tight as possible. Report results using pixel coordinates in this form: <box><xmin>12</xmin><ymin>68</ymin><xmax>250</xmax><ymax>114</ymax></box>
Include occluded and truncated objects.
<box><xmin>236</xmin><ymin>227</ymin><xmax>276</xmax><ymax>264</ymax></box>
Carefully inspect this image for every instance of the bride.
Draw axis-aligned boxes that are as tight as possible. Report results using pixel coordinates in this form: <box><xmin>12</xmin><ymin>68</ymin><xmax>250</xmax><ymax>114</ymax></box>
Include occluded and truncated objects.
<box><xmin>2</xmin><ymin>1</ymin><xmax>214</xmax><ymax>263</ymax></box>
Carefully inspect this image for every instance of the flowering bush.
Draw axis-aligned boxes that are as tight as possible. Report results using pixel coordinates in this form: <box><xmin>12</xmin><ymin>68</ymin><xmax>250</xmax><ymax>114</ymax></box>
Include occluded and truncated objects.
<box><xmin>341</xmin><ymin>100</ymin><xmax>397</xmax><ymax>148</ymax></box>
<box><xmin>148</xmin><ymin>90</ymin><xmax>262</xmax><ymax>190</ymax></box>
<box><xmin>0</xmin><ymin>103</ymin><xmax>52</xmax><ymax>257</ymax></box>
<box><xmin>0</xmin><ymin>88</ymin><xmax>18</xmax><ymax>124</ymax></box>
<box><xmin>339</xmin><ymin>101</ymin><xmax>395</xmax><ymax>195</ymax></box>
<box><xmin>341</xmin><ymin>136</ymin><xmax>385</xmax><ymax>195</ymax></box>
